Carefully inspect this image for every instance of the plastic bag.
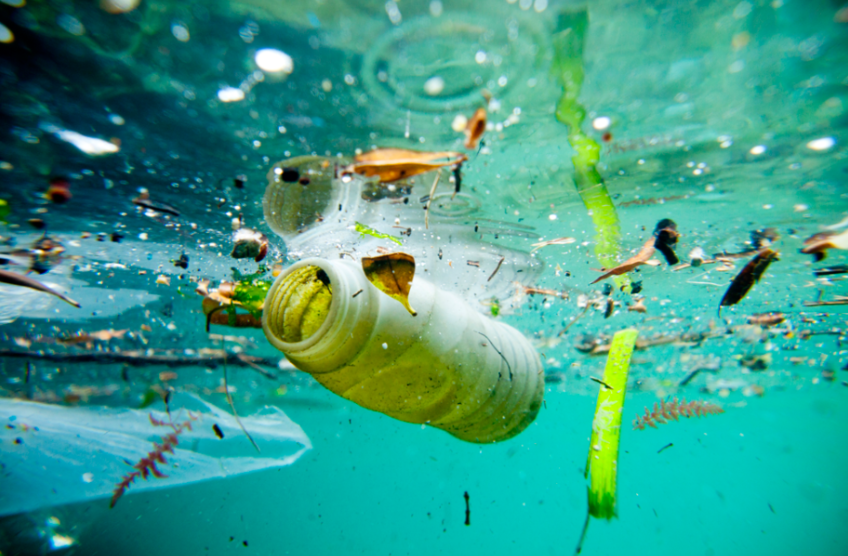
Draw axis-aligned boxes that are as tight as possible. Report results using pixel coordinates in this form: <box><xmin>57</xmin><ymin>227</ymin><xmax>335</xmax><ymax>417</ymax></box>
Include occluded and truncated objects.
<box><xmin>0</xmin><ymin>394</ymin><xmax>311</xmax><ymax>517</ymax></box>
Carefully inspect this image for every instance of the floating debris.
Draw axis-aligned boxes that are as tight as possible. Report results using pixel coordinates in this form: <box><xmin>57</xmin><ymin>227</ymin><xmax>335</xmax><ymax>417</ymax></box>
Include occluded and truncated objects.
<box><xmin>45</xmin><ymin>176</ymin><xmax>72</xmax><ymax>204</ymax></box>
<box><xmin>347</xmin><ymin>148</ymin><xmax>466</xmax><ymax>184</ymax></box>
<box><xmin>590</xmin><ymin>237</ymin><xmax>658</xmax><ymax>284</ymax></box>
<box><xmin>354</xmin><ymin>222</ymin><xmax>402</xmax><ymax>246</ymax></box>
<box><xmin>813</xmin><ymin>265</ymin><xmax>848</xmax><ymax>276</ymax></box>
<box><xmin>652</xmin><ymin>219</ymin><xmax>680</xmax><ymax>265</ymax></box>
<box><xmin>530</xmin><ymin>236</ymin><xmax>576</xmax><ymax>254</ymax></box>
<box><xmin>133</xmin><ymin>189</ymin><xmax>180</xmax><ymax>217</ymax></box>
<box><xmin>801</xmin><ymin>229</ymin><xmax>848</xmax><ymax>261</ymax></box>
<box><xmin>718</xmin><ymin>248</ymin><xmax>779</xmax><ymax>314</ymax></box>
<box><xmin>746</xmin><ymin>312</ymin><xmax>785</xmax><ymax>326</ymax></box>
<box><xmin>464</xmin><ymin>107</ymin><xmax>487</xmax><ymax>150</ymax></box>
<box><xmin>362</xmin><ymin>252</ymin><xmax>417</xmax><ymax>316</ymax></box>
<box><xmin>172</xmin><ymin>252</ymin><xmax>189</xmax><ymax>269</ymax></box>
<box><xmin>231</xmin><ymin>228</ymin><xmax>269</xmax><ymax>262</ymax></box>
<box><xmin>633</xmin><ymin>399</ymin><xmax>724</xmax><ymax>430</ymax></box>
<box><xmin>0</xmin><ymin>268</ymin><xmax>80</xmax><ymax>308</ymax></box>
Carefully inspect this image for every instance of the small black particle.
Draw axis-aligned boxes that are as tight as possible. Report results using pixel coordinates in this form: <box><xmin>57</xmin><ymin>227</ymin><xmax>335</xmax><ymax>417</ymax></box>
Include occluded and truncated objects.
<box><xmin>213</xmin><ymin>423</ymin><xmax>224</xmax><ymax>439</ymax></box>
<box><xmin>14</xmin><ymin>438</ymin><xmax>23</xmax><ymax>445</ymax></box>
<box><xmin>234</xmin><ymin>175</ymin><xmax>246</xmax><ymax>189</ymax></box>
<box><xmin>229</xmin><ymin>537</ymin><xmax>234</xmax><ymax>542</ymax></box>
<box><xmin>242</xmin><ymin>541</ymin><xmax>248</xmax><ymax>547</ymax></box>
<box><xmin>111</xmin><ymin>232</ymin><xmax>124</xmax><ymax>243</ymax></box>
<box><xmin>281</xmin><ymin>168</ymin><xmax>299</xmax><ymax>182</ymax></box>
<box><xmin>298</xmin><ymin>177</ymin><xmax>310</xmax><ymax>185</ymax></box>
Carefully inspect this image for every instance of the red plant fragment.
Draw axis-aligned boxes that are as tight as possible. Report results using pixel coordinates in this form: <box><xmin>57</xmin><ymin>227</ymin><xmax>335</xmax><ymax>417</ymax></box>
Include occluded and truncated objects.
<box><xmin>633</xmin><ymin>398</ymin><xmax>724</xmax><ymax>431</ymax></box>
<box><xmin>109</xmin><ymin>412</ymin><xmax>198</xmax><ymax>509</ymax></box>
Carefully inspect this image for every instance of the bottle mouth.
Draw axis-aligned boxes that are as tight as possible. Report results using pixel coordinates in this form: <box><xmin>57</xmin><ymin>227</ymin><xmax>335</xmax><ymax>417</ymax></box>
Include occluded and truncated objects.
<box><xmin>263</xmin><ymin>264</ymin><xmax>334</xmax><ymax>346</ymax></box>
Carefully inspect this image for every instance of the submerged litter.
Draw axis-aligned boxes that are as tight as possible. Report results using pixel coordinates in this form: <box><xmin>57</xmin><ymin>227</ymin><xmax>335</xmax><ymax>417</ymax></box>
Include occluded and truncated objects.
<box><xmin>0</xmin><ymin>393</ymin><xmax>310</xmax><ymax>517</ymax></box>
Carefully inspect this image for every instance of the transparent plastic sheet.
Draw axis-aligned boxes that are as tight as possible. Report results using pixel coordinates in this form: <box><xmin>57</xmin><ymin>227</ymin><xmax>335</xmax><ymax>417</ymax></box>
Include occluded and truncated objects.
<box><xmin>0</xmin><ymin>393</ymin><xmax>311</xmax><ymax>517</ymax></box>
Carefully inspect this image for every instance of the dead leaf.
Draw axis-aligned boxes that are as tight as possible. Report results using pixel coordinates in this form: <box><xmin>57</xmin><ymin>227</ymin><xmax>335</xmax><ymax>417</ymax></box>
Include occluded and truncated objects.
<box><xmin>719</xmin><ymin>248</ymin><xmax>779</xmax><ymax>313</ymax></box>
<box><xmin>464</xmin><ymin>107</ymin><xmax>487</xmax><ymax>150</ymax></box>
<box><xmin>590</xmin><ymin>237</ymin><xmax>657</xmax><ymax>284</ymax></box>
<box><xmin>349</xmin><ymin>148</ymin><xmax>467</xmax><ymax>184</ymax></box>
<box><xmin>362</xmin><ymin>252</ymin><xmax>417</xmax><ymax>316</ymax></box>
<box><xmin>801</xmin><ymin>229</ymin><xmax>848</xmax><ymax>261</ymax></box>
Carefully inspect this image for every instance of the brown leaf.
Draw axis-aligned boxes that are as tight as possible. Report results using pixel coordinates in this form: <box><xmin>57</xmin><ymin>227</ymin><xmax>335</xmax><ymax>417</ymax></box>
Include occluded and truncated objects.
<box><xmin>719</xmin><ymin>248</ymin><xmax>779</xmax><ymax>312</ymax></box>
<box><xmin>590</xmin><ymin>237</ymin><xmax>657</xmax><ymax>284</ymax></box>
<box><xmin>350</xmin><ymin>148</ymin><xmax>467</xmax><ymax>184</ymax></box>
<box><xmin>800</xmin><ymin>229</ymin><xmax>848</xmax><ymax>261</ymax></box>
<box><xmin>464</xmin><ymin>107</ymin><xmax>487</xmax><ymax>150</ymax></box>
<box><xmin>362</xmin><ymin>252</ymin><xmax>417</xmax><ymax>316</ymax></box>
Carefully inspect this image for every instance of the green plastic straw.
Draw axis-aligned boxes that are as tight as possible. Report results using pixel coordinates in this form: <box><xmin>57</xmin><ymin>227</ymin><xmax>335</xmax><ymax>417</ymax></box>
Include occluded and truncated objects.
<box><xmin>552</xmin><ymin>9</ymin><xmax>630</xmax><ymax>292</ymax></box>
<box><xmin>575</xmin><ymin>328</ymin><xmax>639</xmax><ymax>553</ymax></box>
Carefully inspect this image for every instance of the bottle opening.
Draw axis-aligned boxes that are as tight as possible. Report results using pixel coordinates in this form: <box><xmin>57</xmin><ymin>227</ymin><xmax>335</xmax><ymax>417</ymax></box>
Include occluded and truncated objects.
<box><xmin>270</xmin><ymin>265</ymin><xmax>333</xmax><ymax>343</ymax></box>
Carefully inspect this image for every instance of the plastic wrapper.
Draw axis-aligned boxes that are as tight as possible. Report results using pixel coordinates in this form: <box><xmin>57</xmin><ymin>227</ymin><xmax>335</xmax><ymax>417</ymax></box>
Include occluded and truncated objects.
<box><xmin>0</xmin><ymin>394</ymin><xmax>311</xmax><ymax>517</ymax></box>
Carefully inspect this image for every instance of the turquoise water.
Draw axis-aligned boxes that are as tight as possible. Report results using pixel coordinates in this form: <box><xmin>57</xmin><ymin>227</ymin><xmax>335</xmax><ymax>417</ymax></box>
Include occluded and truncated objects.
<box><xmin>1</xmin><ymin>0</ymin><xmax>847</xmax><ymax>554</ymax></box>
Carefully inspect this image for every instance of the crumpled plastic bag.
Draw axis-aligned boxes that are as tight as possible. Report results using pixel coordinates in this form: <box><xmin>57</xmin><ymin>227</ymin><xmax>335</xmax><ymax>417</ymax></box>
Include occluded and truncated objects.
<box><xmin>0</xmin><ymin>394</ymin><xmax>311</xmax><ymax>517</ymax></box>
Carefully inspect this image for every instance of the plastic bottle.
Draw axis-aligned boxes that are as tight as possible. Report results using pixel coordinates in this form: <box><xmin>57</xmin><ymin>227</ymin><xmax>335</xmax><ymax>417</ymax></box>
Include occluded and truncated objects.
<box><xmin>262</xmin><ymin>257</ymin><xmax>545</xmax><ymax>443</ymax></box>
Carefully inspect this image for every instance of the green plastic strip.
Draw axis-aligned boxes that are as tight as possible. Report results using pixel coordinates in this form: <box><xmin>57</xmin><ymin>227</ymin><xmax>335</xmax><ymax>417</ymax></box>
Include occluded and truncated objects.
<box><xmin>552</xmin><ymin>9</ymin><xmax>630</xmax><ymax>292</ymax></box>
<box><xmin>585</xmin><ymin>328</ymin><xmax>638</xmax><ymax>519</ymax></box>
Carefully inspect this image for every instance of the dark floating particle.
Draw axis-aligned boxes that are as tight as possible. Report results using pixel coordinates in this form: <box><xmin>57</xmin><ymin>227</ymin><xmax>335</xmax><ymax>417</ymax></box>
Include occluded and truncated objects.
<box><xmin>813</xmin><ymin>265</ymin><xmax>848</xmax><ymax>277</ymax></box>
<box><xmin>653</xmin><ymin>218</ymin><xmax>680</xmax><ymax>266</ymax></box>
<box><xmin>719</xmin><ymin>248</ymin><xmax>779</xmax><ymax>315</ymax></box>
<box><xmin>172</xmin><ymin>252</ymin><xmax>189</xmax><ymax>269</ymax></box>
<box><xmin>298</xmin><ymin>177</ymin><xmax>310</xmax><ymax>186</ymax></box>
<box><xmin>463</xmin><ymin>491</ymin><xmax>470</xmax><ymax>526</ymax></box>
<box><xmin>110</xmin><ymin>232</ymin><xmax>124</xmax><ymax>243</ymax></box>
<box><xmin>213</xmin><ymin>423</ymin><xmax>224</xmax><ymax>439</ymax></box>
<box><xmin>281</xmin><ymin>167</ymin><xmax>300</xmax><ymax>183</ymax></box>
<box><xmin>657</xmin><ymin>442</ymin><xmax>673</xmax><ymax>454</ymax></box>
<box><xmin>27</xmin><ymin>218</ymin><xmax>46</xmax><ymax>230</ymax></box>
<box><xmin>46</xmin><ymin>176</ymin><xmax>72</xmax><ymax>204</ymax></box>
<box><xmin>601</xmin><ymin>283</ymin><xmax>613</xmax><ymax>296</ymax></box>
<box><xmin>234</xmin><ymin>174</ymin><xmax>247</xmax><ymax>189</ymax></box>
<box><xmin>630</xmin><ymin>281</ymin><xmax>643</xmax><ymax>294</ymax></box>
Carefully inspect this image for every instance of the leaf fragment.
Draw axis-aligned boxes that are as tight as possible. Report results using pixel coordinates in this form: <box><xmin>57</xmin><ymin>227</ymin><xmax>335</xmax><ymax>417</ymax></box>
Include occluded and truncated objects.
<box><xmin>362</xmin><ymin>253</ymin><xmax>417</xmax><ymax>316</ymax></box>
<box><xmin>354</xmin><ymin>222</ymin><xmax>403</xmax><ymax>246</ymax></box>
<box><xmin>590</xmin><ymin>238</ymin><xmax>656</xmax><ymax>284</ymax></box>
<box><xmin>719</xmin><ymin>248</ymin><xmax>779</xmax><ymax>313</ymax></box>
<box><xmin>464</xmin><ymin>107</ymin><xmax>487</xmax><ymax>150</ymax></box>
<box><xmin>348</xmin><ymin>148</ymin><xmax>467</xmax><ymax>184</ymax></box>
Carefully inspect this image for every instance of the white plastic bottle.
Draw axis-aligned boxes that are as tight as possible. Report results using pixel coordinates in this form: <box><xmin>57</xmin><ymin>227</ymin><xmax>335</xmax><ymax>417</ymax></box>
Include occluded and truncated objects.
<box><xmin>262</xmin><ymin>257</ymin><xmax>544</xmax><ymax>443</ymax></box>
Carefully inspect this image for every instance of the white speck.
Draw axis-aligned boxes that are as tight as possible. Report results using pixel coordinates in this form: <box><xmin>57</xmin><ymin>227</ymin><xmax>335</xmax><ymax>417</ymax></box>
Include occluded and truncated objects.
<box><xmin>497</xmin><ymin>75</ymin><xmax>508</xmax><ymax>87</ymax></box>
<box><xmin>423</xmin><ymin>76</ymin><xmax>445</xmax><ymax>96</ymax></box>
<box><xmin>451</xmin><ymin>114</ymin><xmax>468</xmax><ymax>132</ymax></box>
<box><xmin>592</xmin><ymin>116</ymin><xmax>611</xmax><ymax>130</ymax></box>
<box><xmin>806</xmin><ymin>136</ymin><xmax>835</xmax><ymax>151</ymax></box>
<box><xmin>138</xmin><ymin>232</ymin><xmax>148</xmax><ymax>240</ymax></box>
<box><xmin>429</xmin><ymin>0</ymin><xmax>442</xmax><ymax>16</ymax></box>
<box><xmin>475</xmin><ymin>50</ymin><xmax>487</xmax><ymax>64</ymax></box>
<box><xmin>217</xmin><ymin>87</ymin><xmax>245</xmax><ymax>102</ymax></box>
<box><xmin>548</xmin><ymin>214</ymin><xmax>557</xmax><ymax>221</ymax></box>
<box><xmin>720</xmin><ymin>140</ymin><xmax>733</xmax><ymax>148</ymax></box>
<box><xmin>762</xmin><ymin>204</ymin><xmax>773</xmax><ymax>210</ymax></box>
<box><xmin>385</xmin><ymin>0</ymin><xmax>402</xmax><ymax>24</ymax></box>
<box><xmin>171</xmin><ymin>22</ymin><xmax>190</xmax><ymax>42</ymax></box>
<box><xmin>344</xmin><ymin>74</ymin><xmax>356</xmax><ymax>85</ymax></box>
<box><xmin>47</xmin><ymin>127</ymin><xmax>119</xmax><ymax>156</ymax></box>
<box><xmin>255</xmin><ymin>48</ymin><xmax>293</xmax><ymax>74</ymax></box>
<box><xmin>534</xmin><ymin>0</ymin><xmax>548</xmax><ymax>12</ymax></box>
<box><xmin>750</xmin><ymin>145</ymin><xmax>766</xmax><ymax>155</ymax></box>
<box><xmin>794</xmin><ymin>204</ymin><xmax>809</xmax><ymax>212</ymax></box>
<box><xmin>382</xmin><ymin>342</ymin><xmax>388</xmax><ymax>350</ymax></box>
<box><xmin>82</xmin><ymin>472</ymin><xmax>94</xmax><ymax>483</ymax></box>
<box><xmin>108</xmin><ymin>114</ymin><xmax>125</xmax><ymax>125</ymax></box>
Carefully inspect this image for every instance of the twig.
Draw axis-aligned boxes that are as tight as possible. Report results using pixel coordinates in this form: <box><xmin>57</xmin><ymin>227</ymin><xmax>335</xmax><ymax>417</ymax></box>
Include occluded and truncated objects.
<box><xmin>589</xmin><ymin>376</ymin><xmax>612</xmax><ymax>390</ymax></box>
<box><xmin>558</xmin><ymin>304</ymin><xmax>591</xmax><ymax>337</ymax></box>
<box><xmin>0</xmin><ymin>349</ymin><xmax>280</xmax><ymax>374</ymax></box>
<box><xmin>478</xmin><ymin>331</ymin><xmax>512</xmax><ymax>380</ymax></box>
<box><xmin>222</xmin><ymin>352</ymin><xmax>260</xmax><ymax>453</ymax></box>
<box><xmin>424</xmin><ymin>171</ymin><xmax>441</xmax><ymax>229</ymax></box>
<box><xmin>487</xmin><ymin>257</ymin><xmax>505</xmax><ymax>282</ymax></box>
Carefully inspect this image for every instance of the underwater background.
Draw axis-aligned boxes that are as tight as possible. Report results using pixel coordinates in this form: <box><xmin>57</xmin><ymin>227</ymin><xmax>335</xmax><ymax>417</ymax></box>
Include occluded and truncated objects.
<box><xmin>1</xmin><ymin>0</ymin><xmax>848</xmax><ymax>554</ymax></box>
